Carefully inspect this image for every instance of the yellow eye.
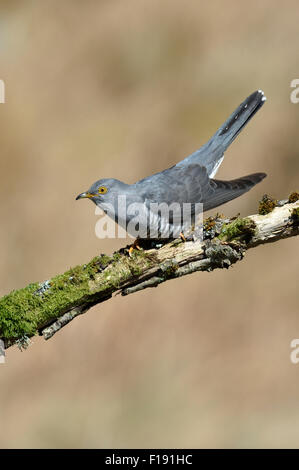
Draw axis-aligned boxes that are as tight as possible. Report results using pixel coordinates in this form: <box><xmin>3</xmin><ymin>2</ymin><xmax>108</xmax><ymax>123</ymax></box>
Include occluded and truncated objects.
<box><xmin>98</xmin><ymin>186</ymin><xmax>108</xmax><ymax>194</ymax></box>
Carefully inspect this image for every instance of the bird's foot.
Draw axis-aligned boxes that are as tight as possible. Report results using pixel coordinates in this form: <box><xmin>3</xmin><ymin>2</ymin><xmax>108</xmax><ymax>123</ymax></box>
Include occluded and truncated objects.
<box><xmin>128</xmin><ymin>238</ymin><xmax>142</xmax><ymax>257</ymax></box>
<box><xmin>180</xmin><ymin>232</ymin><xmax>187</xmax><ymax>242</ymax></box>
<box><xmin>180</xmin><ymin>231</ymin><xmax>197</xmax><ymax>242</ymax></box>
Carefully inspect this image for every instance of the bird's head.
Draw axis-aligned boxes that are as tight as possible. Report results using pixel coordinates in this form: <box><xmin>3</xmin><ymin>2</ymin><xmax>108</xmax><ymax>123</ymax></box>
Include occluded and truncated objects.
<box><xmin>76</xmin><ymin>178</ymin><xmax>128</xmax><ymax>206</ymax></box>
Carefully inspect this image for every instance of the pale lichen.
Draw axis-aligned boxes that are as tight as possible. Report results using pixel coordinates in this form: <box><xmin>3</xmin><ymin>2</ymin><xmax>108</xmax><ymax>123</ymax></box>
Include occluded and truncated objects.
<box><xmin>205</xmin><ymin>240</ymin><xmax>244</xmax><ymax>270</ymax></box>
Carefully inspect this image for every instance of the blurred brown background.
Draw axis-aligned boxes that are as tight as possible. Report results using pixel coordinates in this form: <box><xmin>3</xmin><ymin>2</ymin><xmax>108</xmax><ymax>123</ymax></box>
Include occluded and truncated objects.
<box><xmin>0</xmin><ymin>0</ymin><xmax>298</xmax><ymax>448</ymax></box>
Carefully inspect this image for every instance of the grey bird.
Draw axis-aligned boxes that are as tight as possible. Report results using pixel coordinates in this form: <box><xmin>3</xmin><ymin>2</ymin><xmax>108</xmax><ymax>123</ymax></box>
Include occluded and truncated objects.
<box><xmin>76</xmin><ymin>90</ymin><xmax>267</xmax><ymax>239</ymax></box>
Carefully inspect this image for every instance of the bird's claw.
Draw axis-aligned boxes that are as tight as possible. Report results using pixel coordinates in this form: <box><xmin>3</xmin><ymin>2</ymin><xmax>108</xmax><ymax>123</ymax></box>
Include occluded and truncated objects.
<box><xmin>128</xmin><ymin>239</ymin><xmax>142</xmax><ymax>257</ymax></box>
<box><xmin>180</xmin><ymin>232</ymin><xmax>187</xmax><ymax>242</ymax></box>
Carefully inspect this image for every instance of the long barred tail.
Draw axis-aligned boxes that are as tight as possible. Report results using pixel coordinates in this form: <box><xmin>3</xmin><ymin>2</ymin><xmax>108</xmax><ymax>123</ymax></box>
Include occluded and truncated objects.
<box><xmin>203</xmin><ymin>172</ymin><xmax>267</xmax><ymax>211</ymax></box>
<box><xmin>207</xmin><ymin>90</ymin><xmax>267</xmax><ymax>154</ymax></box>
<box><xmin>182</xmin><ymin>90</ymin><xmax>267</xmax><ymax>177</ymax></box>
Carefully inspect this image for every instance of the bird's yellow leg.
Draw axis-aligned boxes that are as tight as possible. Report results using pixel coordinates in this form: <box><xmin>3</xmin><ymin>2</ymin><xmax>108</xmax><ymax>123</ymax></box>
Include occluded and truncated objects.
<box><xmin>128</xmin><ymin>238</ymin><xmax>142</xmax><ymax>257</ymax></box>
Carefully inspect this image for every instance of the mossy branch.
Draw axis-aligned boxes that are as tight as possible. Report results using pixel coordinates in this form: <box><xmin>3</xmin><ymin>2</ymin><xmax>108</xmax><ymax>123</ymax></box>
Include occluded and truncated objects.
<box><xmin>0</xmin><ymin>197</ymin><xmax>298</xmax><ymax>351</ymax></box>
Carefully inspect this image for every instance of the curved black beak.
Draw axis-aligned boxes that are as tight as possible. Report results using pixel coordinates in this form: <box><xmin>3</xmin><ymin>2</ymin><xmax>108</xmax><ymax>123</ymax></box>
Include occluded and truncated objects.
<box><xmin>76</xmin><ymin>192</ymin><xmax>93</xmax><ymax>200</ymax></box>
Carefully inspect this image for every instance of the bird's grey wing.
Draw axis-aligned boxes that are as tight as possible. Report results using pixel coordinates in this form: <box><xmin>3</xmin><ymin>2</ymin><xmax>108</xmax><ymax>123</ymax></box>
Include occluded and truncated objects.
<box><xmin>137</xmin><ymin>164</ymin><xmax>266</xmax><ymax>213</ymax></box>
<box><xmin>176</xmin><ymin>90</ymin><xmax>266</xmax><ymax>177</ymax></box>
<box><xmin>137</xmin><ymin>164</ymin><xmax>213</xmax><ymax>209</ymax></box>
<box><xmin>134</xmin><ymin>164</ymin><xmax>210</xmax><ymax>231</ymax></box>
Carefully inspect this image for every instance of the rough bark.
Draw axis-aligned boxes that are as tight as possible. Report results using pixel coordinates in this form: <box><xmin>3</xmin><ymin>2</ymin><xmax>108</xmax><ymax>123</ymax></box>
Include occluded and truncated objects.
<box><xmin>0</xmin><ymin>198</ymin><xmax>298</xmax><ymax>350</ymax></box>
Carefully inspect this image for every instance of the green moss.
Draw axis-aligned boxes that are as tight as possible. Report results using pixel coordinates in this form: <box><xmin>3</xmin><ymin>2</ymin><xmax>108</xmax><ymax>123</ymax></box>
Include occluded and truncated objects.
<box><xmin>0</xmin><ymin>250</ymin><xmax>155</xmax><ymax>344</ymax></box>
<box><xmin>289</xmin><ymin>192</ymin><xmax>299</xmax><ymax>203</ymax></box>
<box><xmin>0</xmin><ymin>283</ymin><xmax>43</xmax><ymax>340</ymax></box>
<box><xmin>112</xmin><ymin>252</ymin><xmax>122</xmax><ymax>261</ymax></box>
<box><xmin>161</xmin><ymin>260</ymin><xmax>179</xmax><ymax>278</ymax></box>
<box><xmin>218</xmin><ymin>217</ymin><xmax>256</xmax><ymax>243</ymax></box>
<box><xmin>258</xmin><ymin>194</ymin><xmax>277</xmax><ymax>215</ymax></box>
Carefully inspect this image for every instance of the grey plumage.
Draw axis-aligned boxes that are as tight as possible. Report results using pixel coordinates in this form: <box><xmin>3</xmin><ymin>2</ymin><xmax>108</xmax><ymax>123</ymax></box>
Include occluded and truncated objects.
<box><xmin>180</xmin><ymin>89</ymin><xmax>266</xmax><ymax>177</ymax></box>
<box><xmin>76</xmin><ymin>90</ymin><xmax>267</xmax><ymax>238</ymax></box>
